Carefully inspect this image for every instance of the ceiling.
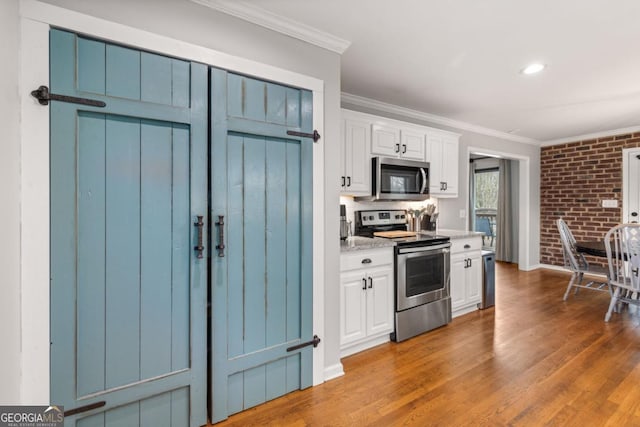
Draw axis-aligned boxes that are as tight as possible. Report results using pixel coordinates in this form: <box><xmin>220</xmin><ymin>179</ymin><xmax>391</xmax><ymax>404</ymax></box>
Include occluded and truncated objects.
<box><xmin>196</xmin><ymin>0</ymin><xmax>640</xmax><ymax>145</ymax></box>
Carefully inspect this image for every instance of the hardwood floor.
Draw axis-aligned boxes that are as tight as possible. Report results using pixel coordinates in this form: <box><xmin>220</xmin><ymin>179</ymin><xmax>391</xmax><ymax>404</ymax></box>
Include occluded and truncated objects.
<box><xmin>211</xmin><ymin>263</ymin><xmax>640</xmax><ymax>426</ymax></box>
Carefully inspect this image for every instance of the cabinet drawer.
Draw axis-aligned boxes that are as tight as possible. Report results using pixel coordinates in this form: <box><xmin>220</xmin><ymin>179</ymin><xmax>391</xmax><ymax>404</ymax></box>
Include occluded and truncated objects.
<box><xmin>341</xmin><ymin>248</ymin><xmax>394</xmax><ymax>272</ymax></box>
<box><xmin>451</xmin><ymin>237</ymin><xmax>482</xmax><ymax>254</ymax></box>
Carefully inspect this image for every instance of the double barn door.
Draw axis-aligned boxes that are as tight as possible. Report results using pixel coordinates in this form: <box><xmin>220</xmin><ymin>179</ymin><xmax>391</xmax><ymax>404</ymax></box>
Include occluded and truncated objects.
<box><xmin>49</xmin><ymin>29</ymin><xmax>314</xmax><ymax>426</ymax></box>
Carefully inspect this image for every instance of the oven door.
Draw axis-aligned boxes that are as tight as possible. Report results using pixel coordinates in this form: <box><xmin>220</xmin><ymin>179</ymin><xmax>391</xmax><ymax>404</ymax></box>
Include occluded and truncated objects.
<box><xmin>396</xmin><ymin>243</ymin><xmax>450</xmax><ymax>311</ymax></box>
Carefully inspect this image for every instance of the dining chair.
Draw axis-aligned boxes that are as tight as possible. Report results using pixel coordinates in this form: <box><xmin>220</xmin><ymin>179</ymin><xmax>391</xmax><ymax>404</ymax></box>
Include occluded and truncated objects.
<box><xmin>476</xmin><ymin>216</ymin><xmax>494</xmax><ymax>246</ymax></box>
<box><xmin>557</xmin><ymin>218</ymin><xmax>609</xmax><ymax>301</ymax></box>
<box><xmin>604</xmin><ymin>223</ymin><xmax>640</xmax><ymax>322</ymax></box>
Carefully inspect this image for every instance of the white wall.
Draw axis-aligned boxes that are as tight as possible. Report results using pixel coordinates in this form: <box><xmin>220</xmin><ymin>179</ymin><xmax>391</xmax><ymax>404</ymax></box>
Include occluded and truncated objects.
<box><xmin>9</xmin><ymin>0</ymin><xmax>344</xmax><ymax>402</ymax></box>
<box><xmin>0</xmin><ymin>0</ymin><xmax>23</xmax><ymax>404</ymax></box>
<box><xmin>342</xmin><ymin>101</ymin><xmax>541</xmax><ymax>269</ymax></box>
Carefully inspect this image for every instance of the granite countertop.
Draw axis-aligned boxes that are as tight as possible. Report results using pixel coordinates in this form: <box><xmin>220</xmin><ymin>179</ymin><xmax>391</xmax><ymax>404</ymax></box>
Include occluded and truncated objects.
<box><xmin>436</xmin><ymin>229</ymin><xmax>485</xmax><ymax>239</ymax></box>
<box><xmin>340</xmin><ymin>236</ymin><xmax>397</xmax><ymax>252</ymax></box>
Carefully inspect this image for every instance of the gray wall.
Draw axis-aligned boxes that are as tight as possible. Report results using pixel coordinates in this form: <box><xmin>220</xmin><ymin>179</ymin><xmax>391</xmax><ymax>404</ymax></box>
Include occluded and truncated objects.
<box><xmin>342</xmin><ymin>101</ymin><xmax>540</xmax><ymax>268</ymax></box>
<box><xmin>0</xmin><ymin>0</ymin><xmax>22</xmax><ymax>404</ymax></box>
<box><xmin>7</xmin><ymin>0</ymin><xmax>343</xmax><ymax>399</ymax></box>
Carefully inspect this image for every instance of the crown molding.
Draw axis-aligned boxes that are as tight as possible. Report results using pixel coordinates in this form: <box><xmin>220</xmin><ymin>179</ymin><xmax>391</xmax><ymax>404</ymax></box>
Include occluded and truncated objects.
<box><xmin>191</xmin><ymin>0</ymin><xmax>351</xmax><ymax>54</ymax></box>
<box><xmin>541</xmin><ymin>125</ymin><xmax>640</xmax><ymax>146</ymax></box>
<box><xmin>341</xmin><ymin>93</ymin><xmax>541</xmax><ymax>146</ymax></box>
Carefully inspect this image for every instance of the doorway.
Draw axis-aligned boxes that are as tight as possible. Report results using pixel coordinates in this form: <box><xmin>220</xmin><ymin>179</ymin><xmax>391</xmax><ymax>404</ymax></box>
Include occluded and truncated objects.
<box><xmin>469</xmin><ymin>153</ymin><xmax>519</xmax><ymax>263</ymax></box>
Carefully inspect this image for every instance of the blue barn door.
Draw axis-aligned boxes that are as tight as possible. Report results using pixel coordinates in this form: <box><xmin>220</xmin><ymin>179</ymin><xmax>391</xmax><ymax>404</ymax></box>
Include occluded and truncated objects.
<box><xmin>49</xmin><ymin>29</ymin><xmax>207</xmax><ymax>426</ymax></box>
<box><xmin>210</xmin><ymin>68</ymin><xmax>314</xmax><ymax>422</ymax></box>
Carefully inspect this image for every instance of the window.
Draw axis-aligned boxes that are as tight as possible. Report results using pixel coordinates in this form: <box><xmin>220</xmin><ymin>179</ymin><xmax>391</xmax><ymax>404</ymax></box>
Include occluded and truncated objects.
<box><xmin>474</xmin><ymin>168</ymin><xmax>498</xmax><ymax>248</ymax></box>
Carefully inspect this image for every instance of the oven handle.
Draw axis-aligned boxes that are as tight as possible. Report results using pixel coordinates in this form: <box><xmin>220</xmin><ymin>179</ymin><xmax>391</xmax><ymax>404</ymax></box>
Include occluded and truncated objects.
<box><xmin>420</xmin><ymin>168</ymin><xmax>427</xmax><ymax>194</ymax></box>
<box><xmin>397</xmin><ymin>243</ymin><xmax>451</xmax><ymax>254</ymax></box>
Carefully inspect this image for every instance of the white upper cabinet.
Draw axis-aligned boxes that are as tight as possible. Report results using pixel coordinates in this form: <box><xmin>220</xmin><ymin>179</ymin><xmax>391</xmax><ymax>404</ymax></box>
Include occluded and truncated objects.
<box><xmin>426</xmin><ymin>130</ymin><xmax>460</xmax><ymax>197</ymax></box>
<box><xmin>340</xmin><ymin>109</ymin><xmax>459</xmax><ymax>198</ymax></box>
<box><xmin>371</xmin><ymin>123</ymin><xmax>426</xmax><ymax>161</ymax></box>
<box><xmin>371</xmin><ymin>123</ymin><xmax>401</xmax><ymax>157</ymax></box>
<box><xmin>340</xmin><ymin>112</ymin><xmax>371</xmax><ymax>196</ymax></box>
<box><xmin>400</xmin><ymin>127</ymin><xmax>426</xmax><ymax>160</ymax></box>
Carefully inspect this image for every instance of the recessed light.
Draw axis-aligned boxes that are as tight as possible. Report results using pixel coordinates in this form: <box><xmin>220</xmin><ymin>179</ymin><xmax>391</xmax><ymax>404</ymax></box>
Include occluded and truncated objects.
<box><xmin>521</xmin><ymin>63</ymin><xmax>546</xmax><ymax>75</ymax></box>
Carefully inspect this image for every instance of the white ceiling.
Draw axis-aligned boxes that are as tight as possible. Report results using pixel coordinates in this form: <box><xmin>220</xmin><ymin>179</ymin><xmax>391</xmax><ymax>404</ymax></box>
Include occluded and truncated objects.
<box><xmin>197</xmin><ymin>0</ymin><xmax>640</xmax><ymax>145</ymax></box>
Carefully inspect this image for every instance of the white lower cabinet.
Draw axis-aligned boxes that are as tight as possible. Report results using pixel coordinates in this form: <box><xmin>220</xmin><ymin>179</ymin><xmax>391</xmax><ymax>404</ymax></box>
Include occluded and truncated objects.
<box><xmin>450</xmin><ymin>236</ymin><xmax>482</xmax><ymax>317</ymax></box>
<box><xmin>340</xmin><ymin>248</ymin><xmax>394</xmax><ymax>357</ymax></box>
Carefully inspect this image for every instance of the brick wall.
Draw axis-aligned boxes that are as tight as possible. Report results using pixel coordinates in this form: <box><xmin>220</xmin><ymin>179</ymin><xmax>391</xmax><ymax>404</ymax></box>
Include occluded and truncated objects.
<box><xmin>540</xmin><ymin>132</ymin><xmax>640</xmax><ymax>267</ymax></box>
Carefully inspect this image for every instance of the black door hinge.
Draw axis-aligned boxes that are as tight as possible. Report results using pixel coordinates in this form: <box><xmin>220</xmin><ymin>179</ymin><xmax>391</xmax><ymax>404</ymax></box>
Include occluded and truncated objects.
<box><xmin>286</xmin><ymin>335</ymin><xmax>321</xmax><ymax>352</ymax></box>
<box><xmin>286</xmin><ymin>129</ymin><xmax>321</xmax><ymax>143</ymax></box>
<box><xmin>31</xmin><ymin>85</ymin><xmax>106</xmax><ymax>108</ymax></box>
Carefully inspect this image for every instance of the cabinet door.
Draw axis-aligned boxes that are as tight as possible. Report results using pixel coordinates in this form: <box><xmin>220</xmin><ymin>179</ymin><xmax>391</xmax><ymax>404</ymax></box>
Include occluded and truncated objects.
<box><xmin>450</xmin><ymin>254</ymin><xmax>467</xmax><ymax>311</ymax></box>
<box><xmin>400</xmin><ymin>129</ymin><xmax>426</xmax><ymax>160</ymax></box>
<box><xmin>366</xmin><ymin>266</ymin><xmax>394</xmax><ymax>336</ymax></box>
<box><xmin>340</xmin><ymin>271</ymin><xmax>367</xmax><ymax>346</ymax></box>
<box><xmin>440</xmin><ymin>135</ymin><xmax>459</xmax><ymax>195</ymax></box>
<box><xmin>426</xmin><ymin>133</ymin><xmax>445</xmax><ymax>194</ymax></box>
<box><xmin>371</xmin><ymin>123</ymin><xmax>401</xmax><ymax>157</ymax></box>
<box><xmin>343</xmin><ymin>117</ymin><xmax>371</xmax><ymax>195</ymax></box>
<box><xmin>466</xmin><ymin>254</ymin><xmax>482</xmax><ymax>303</ymax></box>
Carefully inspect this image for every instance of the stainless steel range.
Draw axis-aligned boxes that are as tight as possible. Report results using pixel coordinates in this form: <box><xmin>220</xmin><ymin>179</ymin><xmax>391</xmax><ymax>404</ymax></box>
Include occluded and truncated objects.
<box><xmin>354</xmin><ymin>209</ymin><xmax>452</xmax><ymax>342</ymax></box>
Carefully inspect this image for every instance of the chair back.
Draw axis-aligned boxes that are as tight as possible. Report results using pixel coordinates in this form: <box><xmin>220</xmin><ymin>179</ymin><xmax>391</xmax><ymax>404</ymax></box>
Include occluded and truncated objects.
<box><xmin>605</xmin><ymin>223</ymin><xmax>640</xmax><ymax>291</ymax></box>
<box><xmin>476</xmin><ymin>216</ymin><xmax>492</xmax><ymax>237</ymax></box>
<box><xmin>557</xmin><ymin>218</ymin><xmax>587</xmax><ymax>271</ymax></box>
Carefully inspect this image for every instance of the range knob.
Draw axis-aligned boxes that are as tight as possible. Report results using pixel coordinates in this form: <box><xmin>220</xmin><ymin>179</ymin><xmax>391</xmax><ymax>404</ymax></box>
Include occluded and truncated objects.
<box><xmin>368</xmin><ymin>215</ymin><xmax>374</xmax><ymax>220</ymax></box>
<box><xmin>400</xmin><ymin>215</ymin><xmax>405</xmax><ymax>219</ymax></box>
<box><xmin>395</xmin><ymin>215</ymin><xmax>400</xmax><ymax>219</ymax></box>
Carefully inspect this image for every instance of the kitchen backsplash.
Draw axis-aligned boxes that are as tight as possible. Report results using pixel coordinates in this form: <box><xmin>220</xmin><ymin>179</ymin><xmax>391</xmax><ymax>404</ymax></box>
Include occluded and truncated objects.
<box><xmin>340</xmin><ymin>196</ymin><xmax>438</xmax><ymax>234</ymax></box>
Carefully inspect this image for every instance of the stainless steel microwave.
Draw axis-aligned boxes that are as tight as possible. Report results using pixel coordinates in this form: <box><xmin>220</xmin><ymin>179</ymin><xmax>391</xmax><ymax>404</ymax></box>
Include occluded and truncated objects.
<box><xmin>359</xmin><ymin>157</ymin><xmax>430</xmax><ymax>201</ymax></box>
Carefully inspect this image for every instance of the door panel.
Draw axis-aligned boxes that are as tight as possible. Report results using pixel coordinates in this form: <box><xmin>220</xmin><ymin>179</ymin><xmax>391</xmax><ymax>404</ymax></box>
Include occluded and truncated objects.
<box><xmin>210</xmin><ymin>69</ymin><xmax>313</xmax><ymax>422</ymax></box>
<box><xmin>625</xmin><ymin>149</ymin><xmax>640</xmax><ymax>223</ymax></box>
<box><xmin>50</xmin><ymin>29</ymin><xmax>206</xmax><ymax>426</ymax></box>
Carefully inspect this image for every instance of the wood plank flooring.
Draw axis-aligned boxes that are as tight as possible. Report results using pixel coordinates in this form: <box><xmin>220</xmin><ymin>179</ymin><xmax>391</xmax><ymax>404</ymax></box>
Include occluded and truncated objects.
<box><xmin>210</xmin><ymin>262</ymin><xmax>640</xmax><ymax>426</ymax></box>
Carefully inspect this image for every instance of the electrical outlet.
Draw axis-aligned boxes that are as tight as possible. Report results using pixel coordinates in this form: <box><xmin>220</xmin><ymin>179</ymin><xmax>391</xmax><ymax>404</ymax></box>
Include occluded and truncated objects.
<box><xmin>459</xmin><ymin>209</ymin><xmax>466</xmax><ymax>218</ymax></box>
<box><xmin>602</xmin><ymin>199</ymin><xmax>618</xmax><ymax>208</ymax></box>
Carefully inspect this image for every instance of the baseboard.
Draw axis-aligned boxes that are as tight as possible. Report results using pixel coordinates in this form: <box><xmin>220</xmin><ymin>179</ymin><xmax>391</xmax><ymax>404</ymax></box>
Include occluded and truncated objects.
<box><xmin>323</xmin><ymin>363</ymin><xmax>344</xmax><ymax>381</ymax></box>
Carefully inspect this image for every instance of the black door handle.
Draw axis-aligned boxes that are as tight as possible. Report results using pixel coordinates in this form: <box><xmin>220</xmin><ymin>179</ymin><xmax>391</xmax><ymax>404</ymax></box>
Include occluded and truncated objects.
<box><xmin>215</xmin><ymin>215</ymin><xmax>225</xmax><ymax>257</ymax></box>
<box><xmin>402</xmin><ymin>144</ymin><xmax>407</xmax><ymax>154</ymax></box>
<box><xmin>362</xmin><ymin>278</ymin><xmax>367</xmax><ymax>290</ymax></box>
<box><xmin>194</xmin><ymin>215</ymin><xmax>204</xmax><ymax>259</ymax></box>
<box><xmin>347</xmin><ymin>176</ymin><xmax>351</xmax><ymax>187</ymax></box>
<box><xmin>368</xmin><ymin>277</ymin><xmax>373</xmax><ymax>288</ymax></box>
<box><xmin>395</xmin><ymin>143</ymin><xmax>400</xmax><ymax>153</ymax></box>
<box><xmin>341</xmin><ymin>176</ymin><xmax>345</xmax><ymax>187</ymax></box>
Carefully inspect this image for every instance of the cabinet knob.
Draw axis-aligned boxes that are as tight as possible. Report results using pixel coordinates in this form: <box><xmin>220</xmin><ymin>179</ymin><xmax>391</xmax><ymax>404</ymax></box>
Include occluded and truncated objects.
<box><xmin>361</xmin><ymin>258</ymin><xmax>372</xmax><ymax>264</ymax></box>
<box><xmin>464</xmin><ymin>244</ymin><xmax>471</xmax><ymax>249</ymax></box>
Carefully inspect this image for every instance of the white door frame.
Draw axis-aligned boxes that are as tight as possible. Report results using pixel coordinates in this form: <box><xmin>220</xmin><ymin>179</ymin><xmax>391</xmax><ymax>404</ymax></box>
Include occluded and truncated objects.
<box><xmin>622</xmin><ymin>147</ymin><xmax>640</xmax><ymax>223</ymax></box>
<box><xmin>466</xmin><ymin>146</ymin><xmax>532</xmax><ymax>270</ymax></box>
<box><xmin>19</xmin><ymin>0</ymin><xmax>326</xmax><ymax>404</ymax></box>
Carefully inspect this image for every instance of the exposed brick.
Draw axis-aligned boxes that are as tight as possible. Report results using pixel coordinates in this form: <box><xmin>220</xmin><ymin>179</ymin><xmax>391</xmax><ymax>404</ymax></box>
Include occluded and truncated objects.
<box><xmin>540</xmin><ymin>131</ymin><xmax>637</xmax><ymax>267</ymax></box>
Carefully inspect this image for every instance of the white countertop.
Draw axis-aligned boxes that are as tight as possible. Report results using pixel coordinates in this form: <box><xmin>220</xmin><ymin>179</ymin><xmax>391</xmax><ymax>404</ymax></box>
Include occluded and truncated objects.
<box><xmin>436</xmin><ymin>229</ymin><xmax>485</xmax><ymax>239</ymax></box>
<box><xmin>339</xmin><ymin>229</ymin><xmax>482</xmax><ymax>252</ymax></box>
<box><xmin>339</xmin><ymin>236</ymin><xmax>396</xmax><ymax>252</ymax></box>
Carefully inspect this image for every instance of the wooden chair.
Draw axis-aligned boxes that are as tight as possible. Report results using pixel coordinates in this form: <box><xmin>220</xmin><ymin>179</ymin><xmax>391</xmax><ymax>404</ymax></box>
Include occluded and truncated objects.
<box><xmin>557</xmin><ymin>219</ymin><xmax>608</xmax><ymax>301</ymax></box>
<box><xmin>604</xmin><ymin>223</ymin><xmax>640</xmax><ymax>322</ymax></box>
